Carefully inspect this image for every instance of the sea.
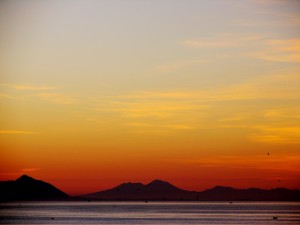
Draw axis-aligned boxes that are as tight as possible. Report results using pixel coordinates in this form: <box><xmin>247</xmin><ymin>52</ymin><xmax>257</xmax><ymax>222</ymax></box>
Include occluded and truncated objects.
<box><xmin>0</xmin><ymin>202</ymin><xmax>299</xmax><ymax>224</ymax></box>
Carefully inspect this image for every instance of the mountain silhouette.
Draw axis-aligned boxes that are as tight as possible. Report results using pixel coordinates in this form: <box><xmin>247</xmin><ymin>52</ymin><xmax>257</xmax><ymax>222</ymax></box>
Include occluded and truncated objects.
<box><xmin>0</xmin><ymin>175</ymin><xmax>69</xmax><ymax>201</ymax></box>
<box><xmin>83</xmin><ymin>180</ymin><xmax>300</xmax><ymax>201</ymax></box>
<box><xmin>1</xmin><ymin>176</ymin><xmax>299</xmax><ymax>201</ymax></box>
<box><xmin>197</xmin><ymin>186</ymin><xmax>300</xmax><ymax>201</ymax></box>
<box><xmin>83</xmin><ymin>179</ymin><xmax>198</xmax><ymax>200</ymax></box>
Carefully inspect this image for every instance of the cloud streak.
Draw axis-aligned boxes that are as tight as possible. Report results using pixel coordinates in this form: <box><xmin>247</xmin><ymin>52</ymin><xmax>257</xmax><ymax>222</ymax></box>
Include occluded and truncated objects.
<box><xmin>251</xmin><ymin>39</ymin><xmax>300</xmax><ymax>62</ymax></box>
<box><xmin>155</xmin><ymin>59</ymin><xmax>209</xmax><ymax>73</ymax></box>
<box><xmin>21</xmin><ymin>168</ymin><xmax>40</xmax><ymax>172</ymax></box>
<box><xmin>181</xmin><ymin>34</ymin><xmax>300</xmax><ymax>62</ymax></box>
<box><xmin>34</xmin><ymin>93</ymin><xmax>75</xmax><ymax>105</ymax></box>
<box><xmin>12</xmin><ymin>84</ymin><xmax>57</xmax><ymax>91</ymax></box>
<box><xmin>0</xmin><ymin>83</ymin><xmax>76</xmax><ymax>105</ymax></box>
<box><xmin>0</xmin><ymin>130</ymin><xmax>36</xmax><ymax>135</ymax></box>
<box><xmin>250</xmin><ymin>125</ymin><xmax>300</xmax><ymax>144</ymax></box>
<box><xmin>180</xmin><ymin>34</ymin><xmax>264</xmax><ymax>49</ymax></box>
<box><xmin>184</xmin><ymin>155</ymin><xmax>300</xmax><ymax>172</ymax></box>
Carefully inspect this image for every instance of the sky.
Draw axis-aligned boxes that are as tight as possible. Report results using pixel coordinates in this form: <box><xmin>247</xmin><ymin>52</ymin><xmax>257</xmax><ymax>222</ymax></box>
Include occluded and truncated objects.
<box><xmin>0</xmin><ymin>0</ymin><xmax>300</xmax><ymax>196</ymax></box>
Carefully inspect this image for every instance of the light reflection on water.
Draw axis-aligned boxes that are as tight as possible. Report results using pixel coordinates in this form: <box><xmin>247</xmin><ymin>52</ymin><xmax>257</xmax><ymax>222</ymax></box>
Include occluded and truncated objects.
<box><xmin>0</xmin><ymin>202</ymin><xmax>299</xmax><ymax>224</ymax></box>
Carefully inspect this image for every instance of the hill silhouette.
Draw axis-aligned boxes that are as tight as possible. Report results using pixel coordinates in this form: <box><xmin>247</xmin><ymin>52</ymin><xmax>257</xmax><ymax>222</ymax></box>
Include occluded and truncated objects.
<box><xmin>83</xmin><ymin>180</ymin><xmax>300</xmax><ymax>201</ymax></box>
<box><xmin>0</xmin><ymin>175</ymin><xmax>69</xmax><ymax>201</ymax></box>
<box><xmin>198</xmin><ymin>186</ymin><xmax>300</xmax><ymax>201</ymax></box>
<box><xmin>83</xmin><ymin>179</ymin><xmax>198</xmax><ymax>200</ymax></box>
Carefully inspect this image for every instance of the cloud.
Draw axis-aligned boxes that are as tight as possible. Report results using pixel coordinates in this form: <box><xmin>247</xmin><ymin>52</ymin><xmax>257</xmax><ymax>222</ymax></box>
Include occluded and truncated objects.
<box><xmin>90</xmin><ymin>71</ymin><xmax>300</xmax><ymax>139</ymax></box>
<box><xmin>251</xmin><ymin>39</ymin><xmax>300</xmax><ymax>62</ymax></box>
<box><xmin>181</xmin><ymin>39</ymin><xmax>239</xmax><ymax>49</ymax></box>
<box><xmin>0</xmin><ymin>93</ymin><xmax>15</xmax><ymax>99</ymax></box>
<box><xmin>114</xmin><ymin>91</ymin><xmax>199</xmax><ymax>100</ymax></box>
<box><xmin>34</xmin><ymin>93</ymin><xmax>75</xmax><ymax>105</ymax></box>
<box><xmin>127</xmin><ymin>122</ymin><xmax>196</xmax><ymax>130</ymax></box>
<box><xmin>0</xmin><ymin>168</ymin><xmax>41</xmax><ymax>179</ymax></box>
<box><xmin>180</xmin><ymin>34</ymin><xmax>263</xmax><ymax>49</ymax></box>
<box><xmin>263</xmin><ymin>107</ymin><xmax>300</xmax><ymax>119</ymax></box>
<box><xmin>167</xmin><ymin>154</ymin><xmax>300</xmax><ymax>170</ymax></box>
<box><xmin>211</xmin><ymin>72</ymin><xmax>300</xmax><ymax>102</ymax></box>
<box><xmin>0</xmin><ymin>83</ymin><xmax>76</xmax><ymax>104</ymax></box>
<box><xmin>21</xmin><ymin>168</ymin><xmax>40</xmax><ymax>172</ymax></box>
<box><xmin>218</xmin><ymin>114</ymin><xmax>250</xmax><ymax>122</ymax></box>
<box><xmin>181</xmin><ymin>33</ymin><xmax>300</xmax><ymax>62</ymax></box>
<box><xmin>122</xmin><ymin>122</ymin><xmax>196</xmax><ymax>135</ymax></box>
<box><xmin>97</xmin><ymin>100</ymin><xmax>209</xmax><ymax>119</ymax></box>
<box><xmin>0</xmin><ymin>130</ymin><xmax>36</xmax><ymax>135</ymax></box>
<box><xmin>95</xmin><ymin>72</ymin><xmax>299</xmax><ymax>123</ymax></box>
<box><xmin>93</xmin><ymin>91</ymin><xmax>211</xmax><ymax>133</ymax></box>
<box><xmin>250</xmin><ymin>126</ymin><xmax>300</xmax><ymax>144</ymax></box>
<box><xmin>235</xmin><ymin>19</ymin><xmax>300</xmax><ymax>28</ymax></box>
<box><xmin>11</xmin><ymin>84</ymin><xmax>56</xmax><ymax>91</ymax></box>
<box><xmin>155</xmin><ymin>59</ymin><xmax>209</xmax><ymax>73</ymax></box>
<box><xmin>0</xmin><ymin>83</ymin><xmax>57</xmax><ymax>91</ymax></box>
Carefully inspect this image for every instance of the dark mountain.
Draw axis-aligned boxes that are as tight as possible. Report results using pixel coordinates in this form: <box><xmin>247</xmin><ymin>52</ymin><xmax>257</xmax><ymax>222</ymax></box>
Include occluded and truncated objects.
<box><xmin>83</xmin><ymin>181</ymin><xmax>300</xmax><ymax>201</ymax></box>
<box><xmin>0</xmin><ymin>175</ymin><xmax>69</xmax><ymax>201</ymax></box>
<box><xmin>197</xmin><ymin>186</ymin><xmax>300</xmax><ymax>201</ymax></box>
<box><xmin>147</xmin><ymin>180</ymin><xmax>182</xmax><ymax>192</ymax></box>
<box><xmin>83</xmin><ymin>179</ymin><xmax>198</xmax><ymax>200</ymax></box>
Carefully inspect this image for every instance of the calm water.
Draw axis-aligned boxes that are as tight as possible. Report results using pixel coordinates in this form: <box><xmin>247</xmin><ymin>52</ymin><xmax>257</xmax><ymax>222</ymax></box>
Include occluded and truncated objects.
<box><xmin>0</xmin><ymin>202</ymin><xmax>299</xmax><ymax>224</ymax></box>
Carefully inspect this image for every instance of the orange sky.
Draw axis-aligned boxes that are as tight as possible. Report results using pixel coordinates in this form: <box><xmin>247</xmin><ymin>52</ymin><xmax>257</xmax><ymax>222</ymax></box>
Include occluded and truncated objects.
<box><xmin>1</xmin><ymin>0</ymin><xmax>300</xmax><ymax>196</ymax></box>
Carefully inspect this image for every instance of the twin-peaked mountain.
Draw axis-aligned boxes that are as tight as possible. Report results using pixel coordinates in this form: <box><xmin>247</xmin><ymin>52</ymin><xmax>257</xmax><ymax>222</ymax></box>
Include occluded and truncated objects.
<box><xmin>0</xmin><ymin>175</ymin><xmax>299</xmax><ymax>201</ymax></box>
<box><xmin>83</xmin><ymin>180</ymin><xmax>198</xmax><ymax>200</ymax></box>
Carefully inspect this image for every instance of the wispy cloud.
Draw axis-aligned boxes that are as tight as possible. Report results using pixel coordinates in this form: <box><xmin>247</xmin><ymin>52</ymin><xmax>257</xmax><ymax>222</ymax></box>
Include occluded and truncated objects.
<box><xmin>181</xmin><ymin>39</ymin><xmax>238</xmax><ymax>49</ymax></box>
<box><xmin>251</xmin><ymin>39</ymin><xmax>300</xmax><ymax>62</ymax></box>
<box><xmin>250</xmin><ymin>0</ymin><xmax>300</xmax><ymax>27</ymax></box>
<box><xmin>97</xmin><ymin>100</ymin><xmax>209</xmax><ymax>119</ymax></box>
<box><xmin>250</xmin><ymin>125</ymin><xmax>300</xmax><ymax>144</ymax></box>
<box><xmin>0</xmin><ymin>130</ymin><xmax>36</xmax><ymax>135</ymax></box>
<box><xmin>181</xmin><ymin>33</ymin><xmax>300</xmax><ymax>62</ymax></box>
<box><xmin>91</xmin><ymin>70</ymin><xmax>300</xmax><ymax>141</ymax></box>
<box><xmin>167</xmin><ymin>154</ymin><xmax>300</xmax><ymax>173</ymax></box>
<box><xmin>155</xmin><ymin>59</ymin><xmax>209</xmax><ymax>73</ymax></box>
<box><xmin>236</xmin><ymin>14</ymin><xmax>300</xmax><ymax>27</ymax></box>
<box><xmin>122</xmin><ymin>73</ymin><xmax>300</xmax><ymax>103</ymax></box>
<box><xmin>1</xmin><ymin>83</ymin><xmax>57</xmax><ymax>91</ymax></box>
<box><xmin>0</xmin><ymin>93</ymin><xmax>15</xmax><ymax>99</ymax></box>
<box><xmin>263</xmin><ymin>108</ymin><xmax>300</xmax><ymax>120</ymax></box>
<box><xmin>127</xmin><ymin>122</ymin><xmax>196</xmax><ymax>130</ymax></box>
<box><xmin>218</xmin><ymin>114</ymin><xmax>250</xmax><ymax>122</ymax></box>
<box><xmin>180</xmin><ymin>34</ymin><xmax>263</xmax><ymax>49</ymax></box>
<box><xmin>0</xmin><ymin>168</ymin><xmax>41</xmax><ymax>179</ymax></box>
<box><xmin>21</xmin><ymin>168</ymin><xmax>40</xmax><ymax>172</ymax></box>
<box><xmin>213</xmin><ymin>75</ymin><xmax>300</xmax><ymax>101</ymax></box>
<box><xmin>12</xmin><ymin>84</ymin><xmax>56</xmax><ymax>91</ymax></box>
<box><xmin>34</xmin><ymin>93</ymin><xmax>75</xmax><ymax>105</ymax></box>
<box><xmin>94</xmin><ymin>72</ymin><xmax>299</xmax><ymax>125</ymax></box>
<box><xmin>113</xmin><ymin>91</ymin><xmax>199</xmax><ymax>100</ymax></box>
<box><xmin>93</xmin><ymin>91</ymin><xmax>211</xmax><ymax>132</ymax></box>
<box><xmin>0</xmin><ymin>83</ymin><xmax>76</xmax><ymax>105</ymax></box>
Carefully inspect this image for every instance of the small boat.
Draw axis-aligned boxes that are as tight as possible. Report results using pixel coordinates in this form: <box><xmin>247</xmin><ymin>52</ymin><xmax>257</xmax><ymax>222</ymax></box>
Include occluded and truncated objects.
<box><xmin>273</xmin><ymin>216</ymin><xmax>278</xmax><ymax>220</ymax></box>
